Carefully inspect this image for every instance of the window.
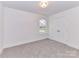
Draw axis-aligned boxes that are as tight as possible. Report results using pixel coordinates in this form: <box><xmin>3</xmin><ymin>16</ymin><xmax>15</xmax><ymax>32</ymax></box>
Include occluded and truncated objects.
<box><xmin>39</xmin><ymin>18</ymin><xmax>48</xmax><ymax>33</ymax></box>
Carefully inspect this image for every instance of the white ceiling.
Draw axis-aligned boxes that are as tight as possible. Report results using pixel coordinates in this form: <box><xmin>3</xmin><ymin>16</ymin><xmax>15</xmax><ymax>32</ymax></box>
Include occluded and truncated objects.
<box><xmin>3</xmin><ymin>1</ymin><xmax>79</xmax><ymax>16</ymax></box>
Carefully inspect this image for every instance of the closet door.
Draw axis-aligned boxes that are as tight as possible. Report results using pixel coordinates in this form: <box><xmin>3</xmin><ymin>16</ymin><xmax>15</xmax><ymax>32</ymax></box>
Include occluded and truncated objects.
<box><xmin>49</xmin><ymin>16</ymin><xmax>68</xmax><ymax>43</ymax></box>
<box><xmin>53</xmin><ymin>18</ymin><xmax>68</xmax><ymax>42</ymax></box>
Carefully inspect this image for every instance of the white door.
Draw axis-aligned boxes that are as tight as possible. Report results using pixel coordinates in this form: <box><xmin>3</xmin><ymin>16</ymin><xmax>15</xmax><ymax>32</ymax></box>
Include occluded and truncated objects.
<box><xmin>50</xmin><ymin>17</ymin><xmax>68</xmax><ymax>43</ymax></box>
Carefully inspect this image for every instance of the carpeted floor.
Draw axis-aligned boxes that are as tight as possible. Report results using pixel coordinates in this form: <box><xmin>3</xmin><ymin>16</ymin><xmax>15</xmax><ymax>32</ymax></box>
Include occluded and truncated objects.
<box><xmin>0</xmin><ymin>38</ymin><xmax>79</xmax><ymax>58</ymax></box>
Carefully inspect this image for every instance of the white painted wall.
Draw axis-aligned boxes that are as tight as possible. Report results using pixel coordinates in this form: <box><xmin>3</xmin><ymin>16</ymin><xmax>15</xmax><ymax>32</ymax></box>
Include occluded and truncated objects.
<box><xmin>0</xmin><ymin>2</ymin><xmax>3</xmax><ymax>54</ymax></box>
<box><xmin>3</xmin><ymin>4</ymin><xmax>79</xmax><ymax>49</ymax></box>
<box><xmin>3</xmin><ymin>7</ymin><xmax>48</xmax><ymax>48</ymax></box>
<box><xmin>49</xmin><ymin>6</ymin><xmax>79</xmax><ymax>49</ymax></box>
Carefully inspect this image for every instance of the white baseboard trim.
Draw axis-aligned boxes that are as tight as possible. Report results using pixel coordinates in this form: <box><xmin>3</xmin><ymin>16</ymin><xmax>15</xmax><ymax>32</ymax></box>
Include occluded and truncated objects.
<box><xmin>3</xmin><ymin>37</ymin><xmax>47</xmax><ymax>49</ymax></box>
<box><xmin>49</xmin><ymin>37</ymin><xmax>79</xmax><ymax>49</ymax></box>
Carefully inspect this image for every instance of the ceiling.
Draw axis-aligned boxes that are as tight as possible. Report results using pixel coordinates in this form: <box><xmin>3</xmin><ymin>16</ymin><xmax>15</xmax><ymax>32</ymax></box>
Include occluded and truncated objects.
<box><xmin>3</xmin><ymin>1</ymin><xmax>79</xmax><ymax>16</ymax></box>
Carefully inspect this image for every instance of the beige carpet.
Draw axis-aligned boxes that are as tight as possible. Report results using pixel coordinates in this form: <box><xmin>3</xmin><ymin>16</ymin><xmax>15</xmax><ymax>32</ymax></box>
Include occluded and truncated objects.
<box><xmin>0</xmin><ymin>38</ymin><xmax>79</xmax><ymax>58</ymax></box>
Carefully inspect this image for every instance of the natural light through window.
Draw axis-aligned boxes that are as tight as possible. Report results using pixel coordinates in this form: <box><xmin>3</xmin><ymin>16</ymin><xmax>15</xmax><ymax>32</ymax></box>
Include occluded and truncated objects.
<box><xmin>39</xmin><ymin>18</ymin><xmax>48</xmax><ymax>33</ymax></box>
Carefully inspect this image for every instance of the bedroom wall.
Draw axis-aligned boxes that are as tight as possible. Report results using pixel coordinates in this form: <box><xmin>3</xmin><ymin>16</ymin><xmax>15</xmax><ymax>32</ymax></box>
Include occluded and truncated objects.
<box><xmin>0</xmin><ymin>2</ymin><xmax>3</xmax><ymax>54</ymax></box>
<box><xmin>3</xmin><ymin>7</ymin><xmax>48</xmax><ymax>48</ymax></box>
<box><xmin>49</xmin><ymin>6</ymin><xmax>79</xmax><ymax>49</ymax></box>
<box><xmin>3</xmin><ymin>3</ymin><xmax>79</xmax><ymax>49</ymax></box>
